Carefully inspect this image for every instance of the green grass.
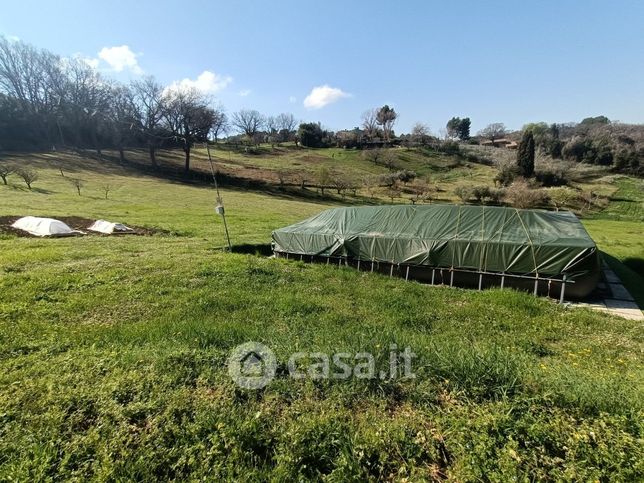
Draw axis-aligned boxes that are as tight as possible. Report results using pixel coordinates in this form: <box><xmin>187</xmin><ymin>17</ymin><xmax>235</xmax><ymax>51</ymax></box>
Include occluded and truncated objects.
<box><xmin>0</xmin><ymin>153</ymin><xmax>642</xmax><ymax>480</ymax></box>
<box><xmin>583</xmin><ymin>177</ymin><xmax>644</xmax><ymax>306</ymax></box>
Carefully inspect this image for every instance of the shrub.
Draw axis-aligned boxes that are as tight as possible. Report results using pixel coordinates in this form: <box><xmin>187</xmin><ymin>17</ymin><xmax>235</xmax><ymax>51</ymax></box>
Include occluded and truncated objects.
<box><xmin>494</xmin><ymin>163</ymin><xmax>519</xmax><ymax>187</ymax></box>
<box><xmin>396</xmin><ymin>169</ymin><xmax>417</xmax><ymax>184</ymax></box>
<box><xmin>439</xmin><ymin>140</ymin><xmax>460</xmax><ymax>155</ymax></box>
<box><xmin>461</xmin><ymin>186</ymin><xmax>504</xmax><ymax>205</ymax></box>
<box><xmin>378</xmin><ymin>173</ymin><xmax>398</xmax><ymax>188</ymax></box>
<box><xmin>454</xmin><ymin>186</ymin><xmax>473</xmax><ymax>203</ymax></box>
<box><xmin>504</xmin><ymin>178</ymin><xmax>547</xmax><ymax>209</ymax></box>
<box><xmin>548</xmin><ymin>187</ymin><xmax>578</xmax><ymax>211</ymax></box>
<box><xmin>534</xmin><ymin>164</ymin><xmax>569</xmax><ymax>187</ymax></box>
<box><xmin>613</xmin><ymin>148</ymin><xmax>641</xmax><ymax>174</ymax></box>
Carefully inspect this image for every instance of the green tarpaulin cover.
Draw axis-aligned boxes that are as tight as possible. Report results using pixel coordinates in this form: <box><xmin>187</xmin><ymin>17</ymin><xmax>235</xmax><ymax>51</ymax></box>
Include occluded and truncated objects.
<box><xmin>272</xmin><ymin>204</ymin><xmax>600</xmax><ymax>296</ymax></box>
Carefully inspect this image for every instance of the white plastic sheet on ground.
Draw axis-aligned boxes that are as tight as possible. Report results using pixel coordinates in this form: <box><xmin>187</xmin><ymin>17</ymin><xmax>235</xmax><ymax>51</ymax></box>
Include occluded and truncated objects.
<box><xmin>11</xmin><ymin>216</ymin><xmax>80</xmax><ymax>237</ymax></box>
<box><xmin>87</xmin><ymin>219</ymin><xmax>134</xmax><ymax>234</ymax></box>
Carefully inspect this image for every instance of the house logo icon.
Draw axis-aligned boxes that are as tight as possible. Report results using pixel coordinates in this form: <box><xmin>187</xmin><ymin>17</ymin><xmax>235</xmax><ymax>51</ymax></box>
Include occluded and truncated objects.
<box><xmin>228</xmin><ymin>342</ymin><xmax>277</xmax><ymax>389</ymax></box>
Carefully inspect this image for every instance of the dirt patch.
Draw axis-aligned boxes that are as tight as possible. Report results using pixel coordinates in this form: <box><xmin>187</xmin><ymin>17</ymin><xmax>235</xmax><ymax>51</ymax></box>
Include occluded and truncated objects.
<box><xmin>0</xmin><ymin>216</ymin><xmax>162</xmax><ymax>238</ymax></box>
<box><xmin>297</xmin><ymin>154</ymin><xmax>330</xmax><ymax>164</ymax></box>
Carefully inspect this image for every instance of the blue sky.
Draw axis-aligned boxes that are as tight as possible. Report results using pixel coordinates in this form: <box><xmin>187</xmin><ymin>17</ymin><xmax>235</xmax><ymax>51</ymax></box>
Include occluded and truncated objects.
<box><xmin>2</xmin><ymin>0</ymin><xmax>643</xmax><ymax>133</ymax></box>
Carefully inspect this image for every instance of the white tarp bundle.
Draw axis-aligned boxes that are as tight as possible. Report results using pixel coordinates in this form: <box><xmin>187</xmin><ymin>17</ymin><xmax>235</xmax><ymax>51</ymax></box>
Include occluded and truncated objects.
<box><xmin>11</xmin><ymin>216</ymin><xmax>80</xmax><ymax>237</ymax></box>
<box><xmin>87</xmin><ymin>219</ymin><xmax>134</xmax><ymax>234</ymax></box>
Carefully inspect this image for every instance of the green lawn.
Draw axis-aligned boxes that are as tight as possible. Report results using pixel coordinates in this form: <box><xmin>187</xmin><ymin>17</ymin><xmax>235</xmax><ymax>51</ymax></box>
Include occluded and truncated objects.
<box><xmin>583</xmin><ymin>177</ymin><xmax>644</xmax><ymax>306</ymax></box>
<box><xmin>0</xmin><ymin>154</ymin><xmax>642</xmax><ymax>480</ymax></box>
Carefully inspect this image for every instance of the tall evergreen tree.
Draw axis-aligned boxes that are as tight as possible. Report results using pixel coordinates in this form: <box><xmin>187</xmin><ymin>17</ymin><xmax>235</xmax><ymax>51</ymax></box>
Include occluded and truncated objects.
<box><xmin>458</xmin><ymin>117</ymin><xmax>471</xmax><ymax>140</ymax></box>
<box><xmin>517</xmin><ymin>130</ymin><xmax>535</xmax><ymax>177</ymax></box>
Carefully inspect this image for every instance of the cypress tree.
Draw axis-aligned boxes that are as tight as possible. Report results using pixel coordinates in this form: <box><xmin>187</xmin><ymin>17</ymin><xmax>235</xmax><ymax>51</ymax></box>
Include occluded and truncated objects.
<box><xmin>517</xmin><ymin>130</ymin><xmax>535</xmax><ymax>177</ymax></box>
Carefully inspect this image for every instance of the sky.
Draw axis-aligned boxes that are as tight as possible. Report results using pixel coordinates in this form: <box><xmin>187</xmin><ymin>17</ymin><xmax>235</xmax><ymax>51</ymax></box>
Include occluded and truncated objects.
<box><xmin>1</xmin><ymin>0</ymin><xmax>643</xmax><ymax>134</ymax></box>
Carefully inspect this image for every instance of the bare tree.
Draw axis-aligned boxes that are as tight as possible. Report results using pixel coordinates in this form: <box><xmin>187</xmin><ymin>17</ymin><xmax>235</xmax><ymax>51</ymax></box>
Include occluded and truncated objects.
<box><xmin>210</xmin><ymin>105</ymin><xmax>228</xmax><ymax>142</ymax></box>
<box><xmin>60</xmin><ymin>58</ymin><xmax>112</xmax><ymax>156</ymax></box>
<box><xmin>411</xmin><ymin>123</ymin><xmax>431</xmax><ymax>145</ymax></box>
<box><xmin>478</xmin><ymin>123</ymin><xmax>507</xmax><ymax>146</ymax></box>
<box><xmin>381</xmin><ymin>151</ymin><xmax>400</xmax><ymax>171</ymax></box>
<box><xmin>276</xmin><ymin>113</ymin><xmax>297</xmax><ymax>142</ymax></box>
<box><xmin>362</xmin><ymin>175</ymin><xmax>378</xmax><ymax>199</ymax></box>
<box><xmin>362</xmin><ymin>148</ymin><xmax>384</xmax><ymax>165</ymax></box>
<box><xmin>276</xmin><ymin>169</ymin><xmax>288</xmax><ymax>188</ymax></box>
<box><xmin>0</xmin><ymin>37</ymin><xmax>64</xmax><ymax>145</ymax></box>
<box><xmin>293</xmin><ymin>171</ymin><xmax>307</xmax><ymax>189</ymax></box>
<box><xmin>101</xmin><ymin>183</ymin><xmax>112</xmax><ymax>199</ymax></box>
<box><xmin>131</xmin><ymin>76</ymin><xmax>166</xmax><ymax>168</ymax></box>
<box><xmin>231</xmin><ymin>109</ymin><xmax>264</xmax><ymax>142</ymax></box>
<box><xmin>318</xmin><ymin>167</ymin><xmax>331</xmax><ymax>195</ymax></box>
<box><xmin>408</xmin><ymin>181</ymin><xmax>432</xmax><ymax>204</ymax></box>
<box><xmin>0</xmin><ymin>162</ymin><xmax>14</xmax><ymax>185</ymax></box>
<box><xmin>387</xmin><ymin>184</ymin><xmax>401</xmax><ymax>203</ymax></box>
<box><xmin>331</xmin><ymin>175</ymin><xmax>350</xmax><ymax>197</ymax></box>
<box><xmin>107</xmin><ymin>84</ymin><xmax>138</xmax><ymax>164</ymax></box>
<box><xmin>16</xmin><ymin>167</ymin><xmax>38</xmax><ymax>190</ymax></box>
<box><xmin>376</xmin><ymin>105</ymin><xmax>397</xmax><ymax>142</ymax></box>
<box><xmin>361</xmin><ymin>108</ymin><xmax>379</xmax><ymax>141</ymax></box>
<box><xmin>68</xmin><ymin>177</ymin><xmax>84</xmax><ymax>195</ymax></box>
<box><xmin>163</xmin><ymin>87</ymin><xmax>215</xmax><ymax>173</ymax></box>
<box><xmin>265</xmin><ymin>116</ymin><xmax>278</xmax><ymax>147</ymax></box>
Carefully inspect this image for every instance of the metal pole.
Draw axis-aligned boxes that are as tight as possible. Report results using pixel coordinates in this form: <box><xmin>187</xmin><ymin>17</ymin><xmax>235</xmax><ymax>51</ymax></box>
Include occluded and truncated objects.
<box><xmin>500</xmin><ymin>272</ymin><xmax>505</xmax><ymax>289</ymax></box>
<box><xmin>450</xmin><ymin>269</ymin><xmax>454</xmax><ymax>287</ymax></box>
<box><xmin>559</xmin><ymin>275</ymin><xmax>567</xmax><ymax>303</ymax></box>
<box><xmin>431</xmin><ymin>269</ymin><xmax>435</xmax><ymax>285</ymax></box>
<box><xmin>389</xmin><ymin>264</ymin><xmax>394</xmax><ymax>277</ymax></box>
<box><xmin>478</xmin><ymin>272</ymin><xmax>483</xmax><ymax>290</ymax></box>
<box><xmin>357</xmin><ymin>259</ymin><xmax>361</xmax><ymax>271</ymax></box>
<box><xmin>206</xmin><ymin>142</ymin><xmax>232</xmax><ymax>251</ymax></box>
<box><xmin>405</xmin><ymin>266</ymin><xmax>409</xmax><ymax>281</ymax></box>
<box><xmin>371</xmin><ymin>261</ymin><xmax>374</xmax><ymax>272</ymax></box>
<box><xmin>533</xmin><ymin>275</ymin><xmax>539</xmax><ymax>296</ymax></box>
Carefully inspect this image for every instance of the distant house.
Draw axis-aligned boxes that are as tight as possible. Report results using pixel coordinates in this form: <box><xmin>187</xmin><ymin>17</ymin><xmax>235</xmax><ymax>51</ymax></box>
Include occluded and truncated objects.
<box><xmin>481</xmin><ymin>138</ymin><xmax>514</xmax><ymax>148</ymax></box>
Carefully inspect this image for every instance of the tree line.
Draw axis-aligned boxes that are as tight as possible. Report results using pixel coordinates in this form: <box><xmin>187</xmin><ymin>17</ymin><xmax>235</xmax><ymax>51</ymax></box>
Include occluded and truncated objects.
<box><xmin>1</xmin><ymin>36</ymin><xmax>641</xmax><ymax>176</ymax></box>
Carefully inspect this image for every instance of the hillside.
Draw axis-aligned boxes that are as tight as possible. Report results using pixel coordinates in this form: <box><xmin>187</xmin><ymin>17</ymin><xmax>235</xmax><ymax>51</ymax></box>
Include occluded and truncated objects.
<box><xmin>0</xmin><ymin>152</ymin><xmax>642</xmax><ymax>479</ymax></box>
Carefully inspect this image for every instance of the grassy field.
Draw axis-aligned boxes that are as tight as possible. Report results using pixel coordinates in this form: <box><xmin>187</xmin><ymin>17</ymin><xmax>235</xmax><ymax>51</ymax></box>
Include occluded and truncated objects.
<box><xmin>0</xmin><ymin>151</ymin><xmax>642</xmax><ymax>480</ymax></box>
<box><xmin>584</xmin><ymin>177</ymin><xmax>644</xmax><ymax>306</ymax></box>
<box><xmin>120</xmin><ymin>143</ymin><xmax>499</xmax><ymax>204</ymax></box>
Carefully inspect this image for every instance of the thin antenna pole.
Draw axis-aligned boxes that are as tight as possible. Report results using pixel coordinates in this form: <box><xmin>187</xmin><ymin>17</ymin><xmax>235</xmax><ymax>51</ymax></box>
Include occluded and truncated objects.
<box><xmin>206</xmin><ymin>142</ymin><xmax>232</xmax><ymax>251</ymax></box>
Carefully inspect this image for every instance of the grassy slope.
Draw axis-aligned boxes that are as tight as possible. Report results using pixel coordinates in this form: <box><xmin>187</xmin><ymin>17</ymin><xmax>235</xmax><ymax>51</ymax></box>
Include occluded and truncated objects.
<box><xmin>583</xmin><ymin>177</ymin><xmax>644</xmax><ymax>306</ymax></box>
<box><xmin>0</xmin><ymin>153</ymin><xmax>642</xmax><ymax>480</ymax></box>
<box><xmin>123</xmin><ymin>144</ymin><xmax>498</xmax><ymax>203</ymax></box>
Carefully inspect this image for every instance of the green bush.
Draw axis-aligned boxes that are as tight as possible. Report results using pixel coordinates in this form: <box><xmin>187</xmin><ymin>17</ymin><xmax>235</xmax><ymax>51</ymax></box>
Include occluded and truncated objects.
<box><xmin>495</xmin><ymin>163</ymin><xmax>519</xmax><ymax>187</ymax></box>
<box><xmin>535</xmin><ymin>168</ymin><xmax>568</xmax><ymax>187</ymax></box>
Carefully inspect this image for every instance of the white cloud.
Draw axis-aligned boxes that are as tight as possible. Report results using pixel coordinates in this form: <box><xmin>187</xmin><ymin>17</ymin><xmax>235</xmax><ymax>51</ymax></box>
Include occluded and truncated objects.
<box><xmin>238</xmin><ymin>89</ymin><xmax>251</xmax><ymax>97</ymax></box>
<box><xmin>303</xmin><ymin>85</ymin><xmax>350</xmax><ymax>109</ymax></box>
<box><xmin>98</xmin><ymin>45</ymin><xmax>143</xmax><ymax>74</ymax></box>
<box><xmin>289</xmin><ymin>96</ymin><xmax>297</xmax><ymax>104</ymax></box>
<box><xmin>166</xmin><ymin>70</ymin><xmax>233</xmax><ymax>94</ymax></box>
<box><xmin>74</xmin><ymin>54</ymin><xmax>100</xmax><ymax>70</ymax></box>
